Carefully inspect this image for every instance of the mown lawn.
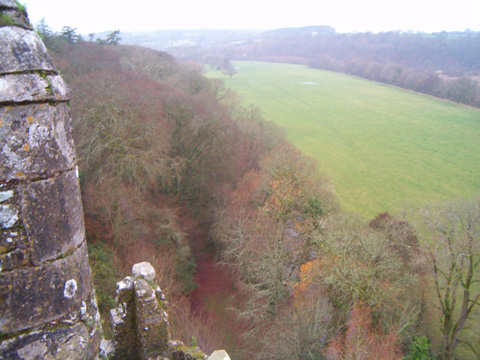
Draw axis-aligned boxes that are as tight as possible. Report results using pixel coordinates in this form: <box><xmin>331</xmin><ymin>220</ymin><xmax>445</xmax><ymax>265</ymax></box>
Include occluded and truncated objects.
<box><xmin>207</xmin><ymin>61</ymin><xmax>480</xmax><ymax>218</ymax></box>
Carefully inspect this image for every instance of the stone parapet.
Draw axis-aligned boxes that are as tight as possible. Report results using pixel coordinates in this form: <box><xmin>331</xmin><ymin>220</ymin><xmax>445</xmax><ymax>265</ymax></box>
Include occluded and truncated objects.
<box><xmin>0</xmin><ymin>72</ymin><xmax>70</xmax><ymax>103</ymax></box>
<box><xmin>0</xmin><ymin>27</ymin><xmax>54</xmax><ymax>73</ymax></box>
<box><xmin>0</xmin><ymin>170</ymin><xmax>84</xmax><ymax>268</ymax></box>
<box><xmin>0</xmin><ymin>1</ymin><xmax>32</xmax><ymax>30</ymax></box>
<box><xmin>0</xmin><ymin>2</ymin><xmax>100</xmax><ymax>359</ymax></box>
<box><xmin>110</xmin><ymin>262</ymin><xmax>171</xmax><ymax>360</ymax></box>
<box><xmin>109</xmin><ymin>262</ymin><xmax>229</xmax><ymax>360</ymax></box>
<box><xmin>0</xmin><ymin>243</ymin><xmax>92</xmax><ymax>333</ymax></box>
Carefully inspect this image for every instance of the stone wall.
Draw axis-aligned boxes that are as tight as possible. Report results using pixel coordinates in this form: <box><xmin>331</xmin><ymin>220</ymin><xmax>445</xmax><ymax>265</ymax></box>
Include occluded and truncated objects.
<box><xmin>109</xmin><ymin>262</ymin><xmax>216</xmax><ymax>360</ymax></box>
<box><xmin>110</xmin><ymin>262</ymin><xmax>172</xmax><ymax>360</ymax></box>
<box><xmin>0</xmin><ymin>1</ymin><xmax>101</xmax><ymax>358</ymax></box>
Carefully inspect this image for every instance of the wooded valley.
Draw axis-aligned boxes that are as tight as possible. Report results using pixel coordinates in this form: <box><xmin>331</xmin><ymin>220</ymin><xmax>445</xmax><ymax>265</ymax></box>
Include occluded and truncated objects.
<box><xmin>37</xmin><ymin>27</ymin><xmax>480</xmax><ymax>360</ymax></box>
<box><xmin>166</xmin><ymin>27</ymin><xmax>480</xmax><ymax>108</ymax></box>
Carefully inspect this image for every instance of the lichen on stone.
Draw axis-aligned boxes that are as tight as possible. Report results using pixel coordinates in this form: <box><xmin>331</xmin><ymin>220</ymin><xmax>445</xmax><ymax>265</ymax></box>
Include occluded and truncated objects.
<box><xmin>132</xmin><ymin>261</ymin><xmax>156</xmax><ymax>281</ymax></box>
<box><xmin>0</xmin><ymin>190</ymin><xmax>14</xmax><ymax>203</ymax></box>
<box><xmin>170</xmin><ymin>340</ymin><xmax>208</xmax><ymax>360</ymax></box>
<box><xmin>0</xmin><ymin>204</ymin><xmax>18</xmax><ymax>228</ymax></box>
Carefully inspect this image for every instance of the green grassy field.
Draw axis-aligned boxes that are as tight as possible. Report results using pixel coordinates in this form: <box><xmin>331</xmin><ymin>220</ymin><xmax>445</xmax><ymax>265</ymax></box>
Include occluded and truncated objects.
<box><xmin>207</xmin><ymin>61</ymin><xmax>480</xmax><ymax>218</ymax></box>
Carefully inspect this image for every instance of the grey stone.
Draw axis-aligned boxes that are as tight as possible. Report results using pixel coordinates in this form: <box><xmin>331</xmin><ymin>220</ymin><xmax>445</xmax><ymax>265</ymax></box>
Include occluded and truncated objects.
<box><xmin>0</xmin><ymin>73</ymin><xmax>69</xmax><ymax>103</ymax></box>
<box><xmin>18</xmin><ymin>170</ymin><xmax>85</xmax><ymax>264</ymax></box>
<box><xmin>135</xmin><ymin>278</ymin><xmax>170</xmax><ymax>359</ymax></box>
<box><xmin>0</xmin><ymin>200</ymin><xmax>29</xmax><ymax>270</ymax></box>
<box><xmin>0</xmin><ymin>246</ymin><xmax>30</xmax><ymax>271</ymax></box>
<box><xmin>0</xmin><ymin>27</ymin><xmax>53</xmax><ymax>73</ymax></box>
<box><xmin>111</xmin><ymin>264</ymin><xmax>171</xmax><ymax>360</ymax></box>
<box><xmin>0</xmin><ymin>8</ymin><xmax>32</xmax><ymax>30</ymax></box>
<box><xmin>0</xmin><ymin>186</ymin><xmax>29</xmax><ymax>269</ymax></box>
<box><xmin>0</xmin><ymin>0</ymin><xmax>18</xmax><ymax>7</ymax></box>
<box><xmin>0</xmin><ymin>203</ymin><xmax>18</xmax><ymax>228</ymax></box>
<box><xmin>207</xmin><ymin>350</ymin><xmax>231</xmax><ymax>360</ymax></box>
<box><xmin>170</xmin><ymin>340</ymin><xmax>207</xmax><ymax>360</ymax></box>
<box><xmin>99</xmin><ymin>339</ymin><xmax>115</xmax><ymax>358</ymax></box>
<box><xmin>110</xmin><ymin>276</ymin><xmax>139</xmax><ymax>360</ymax></box>
<box><xmin>0</xmin><ymin>11</ymin><xmax>99</xmax><ymax>360</ymax></box>
<box><xmin>0</xmin><ymin>229</ymin><xmax>20</xmax><ymax>255</ymax></box>
<box><xmin>0</xmin><ymin>322</ymin><xmax>93</xmax><ymax>360</ymax></box>
<box><xmin>133</xmin><ymin>261</ymin><xmax>156</xmax><ymax>281</ymax></box>
<box><xmin>116</xmin><ymin>275</ymin><xmax>134</xmax><ymax>292</ymax></box>
<box><xmin>0</xmin><ymin>243</ymin><xmax>92</xmax><ymax>333</ymax></box>
<box><xmin>0</xmin><ymin>190</ymin><xmax>14</xmax><ymax>203</ymax></box>
<box><xmin>81</xmin><ymin>292</ymin><xmax>102</xmax><ymax>358</ymax></box>
<box><xmin>0</xmin><ymin>103</ymin><xmax>76</xmax><ymax>181</ymax></box>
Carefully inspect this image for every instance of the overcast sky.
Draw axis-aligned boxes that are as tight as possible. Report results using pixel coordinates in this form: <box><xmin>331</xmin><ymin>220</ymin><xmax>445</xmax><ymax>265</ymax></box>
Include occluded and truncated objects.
<box><xmin>25</xmin><ymin>0</ymin><xmax>480</xmax><ymax>35</ymax></box>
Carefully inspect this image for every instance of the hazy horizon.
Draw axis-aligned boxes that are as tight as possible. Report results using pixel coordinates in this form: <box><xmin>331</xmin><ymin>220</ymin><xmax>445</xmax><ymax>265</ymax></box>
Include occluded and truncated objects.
<box><xmin>25</xmin><ymin>0</ymin><xmax>480</xmax><ymax>35</ymax></box>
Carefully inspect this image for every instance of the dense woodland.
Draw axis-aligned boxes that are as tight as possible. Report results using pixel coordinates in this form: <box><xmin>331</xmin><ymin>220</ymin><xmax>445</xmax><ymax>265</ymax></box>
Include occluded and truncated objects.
<box><xmin>38</xmin><ymin>26</ymin><xmax>480</xmax><ymax>360</ymax></box>
<box><xmin>170</xmin><ymin>27</ymin><xmax>480</xmax><ymax>107</ymax></box>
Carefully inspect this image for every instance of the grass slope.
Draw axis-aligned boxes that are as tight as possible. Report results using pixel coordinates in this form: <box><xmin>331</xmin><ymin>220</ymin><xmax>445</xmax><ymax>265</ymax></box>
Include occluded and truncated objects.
<box><xmin>207</xmin><ymin>61</ymin><xmax>480</xmax><ymax>218</ymax></box>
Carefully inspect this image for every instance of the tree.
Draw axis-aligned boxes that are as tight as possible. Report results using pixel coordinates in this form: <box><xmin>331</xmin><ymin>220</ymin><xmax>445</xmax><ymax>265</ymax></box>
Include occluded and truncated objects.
<box><xmin>422</xmin><ymin>198</ymin><xmax>480</xmax><ymax>359</ymax></box>
<box><xmin>222</xmin><ymin>58</ymin><xmax>237</xmax><ymax>78</ymax></box>
<box><xmin>326</xmin><ymin>301</ymin><xmax>402</xmax><ymax>360</ymax></box>
<box><xmin>106</xmin><ymin>30</ymin><xmax>121</xmax><ymax>45</ymax></box>
<box><xmin>60</xmin><ymin>26</ymin><xmax>80</xmax><ymax>43</ymax></box>
<box><xmin>441</xmin><ymin>77</ymin><xmax>479</xmax><ymax>105</ymax></box>
<box><xmin>96</xmin><ymin>30</ymin><xmax>122</xmax><ymax>45</ymax></box>
<box><xmin>35</xmin><ymin>18</ymin><xmax>52</xmax><ymax>40</ymax></box>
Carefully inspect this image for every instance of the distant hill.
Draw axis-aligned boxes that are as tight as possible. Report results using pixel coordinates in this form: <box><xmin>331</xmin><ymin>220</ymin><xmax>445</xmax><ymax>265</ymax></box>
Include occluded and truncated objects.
<box><xmin>262</xmin><ymin>25</ymin><xmax>335</xmax><ymax>37</ymax></box>
<box><xmin>119</xmin><ymin>28</ymin><xmax>263</xmax><ymax>51</ymax></box>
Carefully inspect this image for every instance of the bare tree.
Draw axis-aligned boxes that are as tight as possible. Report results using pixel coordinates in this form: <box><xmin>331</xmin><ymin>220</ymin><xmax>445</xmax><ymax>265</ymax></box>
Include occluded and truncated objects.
<box><xmin>422</xmin><ymin>198</ymin><xmax>480</xmax><ymax>359</ymax></box>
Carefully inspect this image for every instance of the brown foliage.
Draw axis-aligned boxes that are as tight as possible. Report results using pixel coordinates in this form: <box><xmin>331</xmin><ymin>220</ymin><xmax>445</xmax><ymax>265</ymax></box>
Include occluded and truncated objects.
<box><xmin>369</xmin><ymin>212</ymin><xmax>427</xmax><ymax>272</ymax></box>
<box><xmin>326</xmin><ymin>301</ymin><xmax>403</xmax><ymax>360</ymax></box>
<box><xmin>51</xmin><ymin>41</ymin><xmax>303</xmax><ymax>358</ymax></box>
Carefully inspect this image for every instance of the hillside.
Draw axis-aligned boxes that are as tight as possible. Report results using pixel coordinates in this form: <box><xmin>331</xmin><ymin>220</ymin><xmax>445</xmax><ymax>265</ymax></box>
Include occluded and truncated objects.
<box><xmin>157</xmin><ymin>26</ymin><xmax>480</xmax><ymax>107</ymax></box>
<box><xmin>45</xmin><ymin>37</ymin><xmax>336</xmax><ymax>357</ymax></box>
<box><xmin>32</xmin><ymin>32</ymin><xmax>480</xmax><ymax>360</ymax></box>
<box><xmin>207</xmin><ymin>61</ymin><xmax>480</xmax><ymax>217</ymax></box>
<box><xmin>2</xmin><ymin>1</ymin><xmax>480</xmax><ymax>357</ymax></box>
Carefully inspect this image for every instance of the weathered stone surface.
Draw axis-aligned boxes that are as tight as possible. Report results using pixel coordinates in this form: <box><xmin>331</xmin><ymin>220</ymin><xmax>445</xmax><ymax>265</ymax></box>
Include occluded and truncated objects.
<box><xmin>0</xmin><ymin>102</ymin><xmax>76</xmax><ymax>180</ymax></box>
<box><xmin>80</xmin><ymin>291</ymin><xmax>102</xmax><ymax>359</ymax></box>
<box><xmin>207</xmin><ymin>350</ymin><xmax>231</xmax><ymax>360</ymax></box>
<box><xmin>0</xmin><ymin>73</ymin><xmax>69</xmax><ymax>103</ymax></box>
<box><xmin>19</xmin><ymin>170</ymin><xmax>84</xmax><ymax>264</ymax></box>
<box><xmin>0</xmin><ymin>189</ymin><xmax>14</xmax><ymax>202</ymax></box>
<box><xmin>0</xmin><ymin>203</ymin><xmax>18</xmax><ymax>228</ymax></box>
<box><xmin>0</xmin><ymin>185</ymin><xmax>29</xmax><ymax>271</ymax></box>
<box><xmin>0</xmin><ymin>10</ymin><xmax>99</xmax><ymax>359</ymax></box>
<box><xmin>135</xmin><ymin>278</ymin><xmax>170</xmax><ymax>359</ymax></box>
<box><xmin>111</xmin><ymin>263</ymin><xmax>172</xmax><ymax>360</ymax></box>
<box><xmin>99</xmin><ymin>339</ymin><xmax>115</xmax><ymax>359</ymax></box>
<box><xmin>0</xmin><ymin>27</ymin><xmax>52</xmax><ymax>73</ymax></box>
<box><xmin>170</xmin><ymin>340</ymin><xmax>207</xmax><ymax>360</ymax></box>
<box><xmin>0</xmin><ymin>170</ymin><xmax>84</xmax><ymax>269</ymax></box>
<box><xmin>133</xmin><ymin>261</ymin><xmax>156</xmax><ymax>281</ymax></box>
<box><xmin>0</xmin><ymin>170</ymin><xmax>84</xmax><ymax>270</ymax></box>
<box><xmin>0</xmin><ymin>1</ymin><xmax>32</xmax><ymax>30</ymax></box>
<box><xmin>0</xmin><ymin>0</ymin><xmax>18</xmax><ymax>8</ymax></box>
<box><xmin>0</xmin><ymin>227</ymin><xmax>20</xmax><ymax>255</ymax></box>
<box><xmin>0</xmin><ymin>322</ymin><xmax>94</xmax><ymax>360</ymax></box>
<box><xmin>110</xmin><ymin>276</ymin><xmax>139</xmax><ymax>360</ymax></box>
<box><xmin>0</xmin><ymin>246</ymin><xmax>29</xmax><ymax>271</ymax></box>
<box><xmin>0</xmin><ymin>243</ymin><xmax>92</xmax><ymax>333</ymax></box>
